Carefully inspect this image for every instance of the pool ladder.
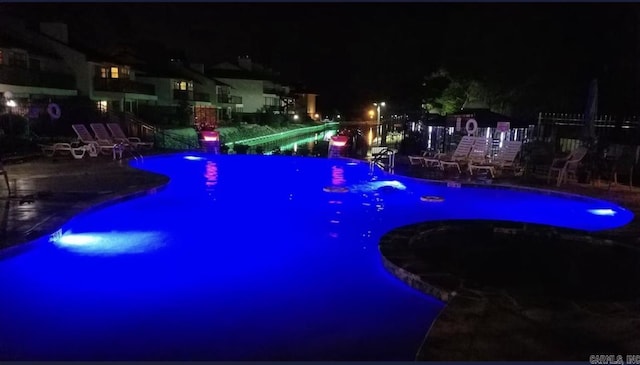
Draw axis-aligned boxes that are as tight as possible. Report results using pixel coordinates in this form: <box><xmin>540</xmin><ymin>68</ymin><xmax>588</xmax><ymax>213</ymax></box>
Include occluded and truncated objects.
<box><xmin>370</xmin><ymin>147</ymin><xmax>396</xmax><ymax>173</ymax></box>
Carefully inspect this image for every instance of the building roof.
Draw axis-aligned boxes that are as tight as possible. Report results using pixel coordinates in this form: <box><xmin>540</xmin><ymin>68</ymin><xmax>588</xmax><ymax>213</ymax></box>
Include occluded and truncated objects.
<box><xmin>446</xmin><ymin>108</ymin><xmax>528</xmax><ymax>128</ymax></box>
<box><xmin>206</xmin><ymin>67</ymin><xmax>269</xmax><ymax>81</ymax></box>
<box><xmin>206</xmin><ymin>57</ymin><xmax>287</xmax><ymax>84</ymax></box>
<box><xmin>0</xmin><ymin>32</ymin><xmax>63</xmax><ymax>60</ymax></box>
<box><xmin>213</xmin><ymin>79</ymin><xmax>231</xmax><ymax>87</ymax></box>
<box><xmin>137</xmin><ymin>63</ymin><xmax>205</xmax><ymax>84</ymax></box>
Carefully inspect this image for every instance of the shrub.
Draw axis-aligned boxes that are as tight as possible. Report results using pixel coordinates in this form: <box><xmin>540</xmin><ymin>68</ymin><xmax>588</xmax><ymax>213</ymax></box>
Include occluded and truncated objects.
<box><xmin>233</xmin><ymin>143</ymin><xmax>250</xmax><ymax>154</ymax></box>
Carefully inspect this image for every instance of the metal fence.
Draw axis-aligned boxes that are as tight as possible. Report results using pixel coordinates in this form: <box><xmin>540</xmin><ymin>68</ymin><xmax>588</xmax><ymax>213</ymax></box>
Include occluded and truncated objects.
<box><xmin>535</xmin><ymin>112</ymin><xmax>640</xmax><ymax>154</ymax></box>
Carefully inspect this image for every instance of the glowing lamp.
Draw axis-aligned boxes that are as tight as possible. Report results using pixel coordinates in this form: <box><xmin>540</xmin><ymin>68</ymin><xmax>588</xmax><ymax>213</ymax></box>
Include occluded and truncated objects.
<box><xmin>201</xmin><ymin>131</ymin><xmax>219</xmax><ymax>142</ymax></box>
<box><xmin>330</xmin><ymin>136</ymin><xmax>349</xmax><ymax>147</ymax></box>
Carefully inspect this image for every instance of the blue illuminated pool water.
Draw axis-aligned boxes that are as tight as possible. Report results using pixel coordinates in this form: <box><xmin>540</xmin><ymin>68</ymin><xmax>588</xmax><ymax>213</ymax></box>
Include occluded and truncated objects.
<box><xmin>0</xmin><ymin>154</ymin><xmax>633</xmax><ymax>360</ymax></box>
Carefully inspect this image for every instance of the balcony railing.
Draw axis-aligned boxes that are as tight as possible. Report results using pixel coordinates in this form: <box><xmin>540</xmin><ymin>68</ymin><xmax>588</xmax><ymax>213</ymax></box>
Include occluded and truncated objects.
<box><xmin>264</xmin><ymin>88</ymin><xmax>284</xmax><ymax>95</ymax></box>
<box><xmin>217</xmin><ymin>94</ymin><xmax>242</xmax><ymax>104</ymax></box>
<box><xmin>173</xmin><ymin>89</ymin><xmax>192</xmax><ymax>101</ymax></box>
<box><xmin>94</xmin><ymin>78</ymin><xmax>156</xmax><ymax>95</ymax></box>
<box><xmin>194</xmin><ymin>92</ymin><xmax>210</xmax><ymax>102</ymax></box>
<box><xmin>0</xmin><ymin>65</ymin><xmax>76</xmax><ymax>90</ymax></box>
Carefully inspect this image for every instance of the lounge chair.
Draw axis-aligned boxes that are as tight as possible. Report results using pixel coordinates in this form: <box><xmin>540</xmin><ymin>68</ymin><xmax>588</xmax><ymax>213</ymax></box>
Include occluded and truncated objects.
<box><xmin>548</xmin><ymin>146</ymin><xmax>588</xmax><ymax>186</ymax></box>
<box><xmin>72</xmin><ymin>124</ymin><xmax>117</xmax><ymax>157</ymax></box>
<box><xmin>90</xmin><ymin>123</ymin><xmax>119</xmax><ymax>144</ymax></box>
<box><xmin>106</xmin><ymin>123</ymin><xmax>154</xmax><ymax>149</ymax></box>
<box><xmin>421</xmin><ymin>151</ymin><xmax>445</xmax><ymax>169</ymax></box>
<box><xmin>438</xmin><ymin>136</ymin><xmax>476</xmax><ymax>173</ymax></box>
<box><xmin>468</xmin><ymin>140</ymin><xmax>523</xmax><ymax>178</ymax></box>
<box><xmin>408</xmin><ymin>155</ymin><xmax>425</xmax><ymax>167</ymax></box>
<box><xmin>493</xmin><ymin>140</ymin><xmax>523</xmax><ymax>169</ymax></box>
<box><xmin>0</xmin><ymin>159</ymin><xmax>10</xmax><ymax>195</ymax></box>
<box><xmin>39</xmin><ymin>142</ymin><xmax>87</xmax><ymax>159</ymax></box>
<box><xmin>468</xmin><ymin>137</ymin><xmax>490</xmax><ymax>164</ymax></box>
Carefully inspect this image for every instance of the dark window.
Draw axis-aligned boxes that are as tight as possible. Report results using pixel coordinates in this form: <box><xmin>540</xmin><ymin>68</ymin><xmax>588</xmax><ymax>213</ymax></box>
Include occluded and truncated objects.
<box><xmin>9</xmin><ymin>52</ymin><xmax>27</xmax><ymax>68</ymax></box>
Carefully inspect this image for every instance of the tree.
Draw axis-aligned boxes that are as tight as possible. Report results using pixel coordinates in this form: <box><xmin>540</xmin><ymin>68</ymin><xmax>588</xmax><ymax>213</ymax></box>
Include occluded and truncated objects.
<box><xmin>435</xmin><ymin>80</ymin><xmax>468</xmax><ymax>114</ymax></box>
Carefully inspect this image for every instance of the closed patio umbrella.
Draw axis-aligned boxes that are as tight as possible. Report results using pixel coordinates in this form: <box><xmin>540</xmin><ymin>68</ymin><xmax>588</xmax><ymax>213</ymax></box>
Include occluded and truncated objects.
<box><xmin>582</xmin><ymin>78</ymin><xmax>598</xmax><ymax>144</ymax></box>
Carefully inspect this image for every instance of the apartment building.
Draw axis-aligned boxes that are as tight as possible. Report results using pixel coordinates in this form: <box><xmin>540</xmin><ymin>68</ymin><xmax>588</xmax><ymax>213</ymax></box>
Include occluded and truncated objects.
<box><xmin>207</xmin><ymin>56</ymin><xmax>318</xmax><ymax>119</ymax></box>
<box><xmin>0</xmin><ymin>15</ymin><xmax>319</xmax><ymax>129</ymax></box>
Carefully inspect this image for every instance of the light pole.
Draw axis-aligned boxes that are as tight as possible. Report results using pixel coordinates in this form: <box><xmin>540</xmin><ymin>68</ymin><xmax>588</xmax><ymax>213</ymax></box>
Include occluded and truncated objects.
<box><xmin>373</xmin><ymin>102</ymin><xmax>386</xmax><ymax>145</ymax></box>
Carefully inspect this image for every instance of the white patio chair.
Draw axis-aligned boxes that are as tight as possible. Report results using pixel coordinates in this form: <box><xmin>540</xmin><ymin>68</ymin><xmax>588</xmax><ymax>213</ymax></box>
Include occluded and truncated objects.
<box><xmin>548</xmin><ymin>146</ymin><xmax>588</xmax><ymax>187</ymax></box>
<box><xmin>39</xmin><ymin>142</ymin><xmax>87</xmax><ymax>159</ymax></box>
<box><xmin>468</xmin><ymin>137</ymin><xmax>490</xmax><ymax>164</ymax></box>
<box><xmin>72</xmin><ymin>124</ymin><xmax>116</xmax><ymax>157</ymax></box>
<box><xmin>468</xmin><ymin>140</ymin><xmax>523</xmax><ymax>178</ymax></box>
<box><xmin>0</xmin><ymin>159</ymin><xmax>10</xmax><ymax>195</ymax></box>
<box><xmin>493</xmin><ymin>140</ymin><xmax>522</xmax><ymax>169</ymax></box>
<box><xmin>438</xmin><ymin>136</ymin><xmax>475</xmax><ymax>173</ymax></box>
<box><xmin>408</xmin><ymin>155</ymin><xmax>425</xmax><ymax>167</ymax></box>
<box><xmin>106</xmin><ymin>123</ymin><xmax>154</xmax><ymax>149</ymax></box>
<box><xmin>90</xmin><ymin>123</ymin><xmax>119</xmax><ymax>144</ymax></box>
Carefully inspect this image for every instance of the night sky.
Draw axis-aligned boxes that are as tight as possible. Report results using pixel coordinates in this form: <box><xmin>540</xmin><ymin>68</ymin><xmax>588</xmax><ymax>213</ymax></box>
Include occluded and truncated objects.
<box><xmin>2</xmin><ymin>3</ymin><xmax>638</xmax><ymax>119</ymax></box>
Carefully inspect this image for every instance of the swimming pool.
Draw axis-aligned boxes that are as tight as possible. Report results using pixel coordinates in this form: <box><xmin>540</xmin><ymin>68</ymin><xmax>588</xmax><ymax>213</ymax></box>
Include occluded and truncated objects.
<box><xmin>0</xmin><ymin>154</ymin><xmax>633</xmax><ymax>360</ymax></box>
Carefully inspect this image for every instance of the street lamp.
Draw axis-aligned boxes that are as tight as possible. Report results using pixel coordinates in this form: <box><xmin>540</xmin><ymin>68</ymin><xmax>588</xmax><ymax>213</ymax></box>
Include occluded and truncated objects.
<box><xmin>373</xmin><ymin>102</ymin><xmax>386</xmax><ymax>145</ymax></box>
<box><xmin>373</xmin><ymin>102</ymin><xmax>386</xmax><ymax>124</ymax></box>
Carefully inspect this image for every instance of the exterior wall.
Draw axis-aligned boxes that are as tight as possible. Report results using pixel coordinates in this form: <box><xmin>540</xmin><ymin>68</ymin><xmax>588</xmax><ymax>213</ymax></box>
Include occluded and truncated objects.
<box><xmin>296</xmin><ymin>93</ymin><xmax>317</xmax><ymax>117</ymax></box>
<box><xmin>0</xmin><ymin>83</ymin><xmax>77</xmax><ymax>98</ymax></box>
<box><xmin>193</xmin><ymin>78</ymin><xmax>215</xmax><ymax>105</ymax></box>
<box><xmin>306</xmin><ymin>94</ymin><xmax>317</xmax><ymax>116</ymax></box>
<box><xmin>136</xmin><ymin>76</ymin><xmax>173</xmax><ymax>106</ymax></box>
<box><xmin>4</xmin><ymin>21</ymin><xmax>91</xmax><ymax>96</ymax></box>
<box><xmin>263</xmin><ymin>93</ymin><xmax>279</xmax><ymax>109</ymax></box>
<box><xmin>0</xmin><ymin>48</ymin><xmax>76</xmax><ymax>96</ymax></box>
<box><xmin>0</xmin><ymin>20</ymin><xmax>81</xmax><ymax>97</ymax></box>
<box><xmin>215</xmin><ymin>77</ymin><xmax>263</xmax><ymax>113</ymax></box>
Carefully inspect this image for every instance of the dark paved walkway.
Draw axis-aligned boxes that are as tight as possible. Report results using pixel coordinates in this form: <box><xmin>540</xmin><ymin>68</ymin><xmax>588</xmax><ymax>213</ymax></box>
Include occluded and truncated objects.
<box><xmin>0</xmin><ymin>155</ymin><xmax>169</xmax><ymax>250</ymax></box>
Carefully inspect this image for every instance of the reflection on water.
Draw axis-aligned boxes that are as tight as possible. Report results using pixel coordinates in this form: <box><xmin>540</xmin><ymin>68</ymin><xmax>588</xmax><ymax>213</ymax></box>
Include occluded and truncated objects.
<box><xmin>205</xmin><ymin>161</ymin><xmax>218</xmax><ymax>188</ymax></box>
<box><xmin>331</xmin><ymin>166</ymin><xmax>345</xmax><ymax>186</ymax></box>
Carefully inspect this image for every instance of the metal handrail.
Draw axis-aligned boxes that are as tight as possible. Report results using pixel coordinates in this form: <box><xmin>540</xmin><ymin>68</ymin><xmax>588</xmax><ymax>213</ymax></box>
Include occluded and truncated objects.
<box><xmin>370</xmin><ymin>147</ymin><xmax>396</xmax><ymax>172</ymax></box>
<box><xmin>123</xmin><ymin>112</ymin><xmax>200</xmax><ymax>150</ymax></box>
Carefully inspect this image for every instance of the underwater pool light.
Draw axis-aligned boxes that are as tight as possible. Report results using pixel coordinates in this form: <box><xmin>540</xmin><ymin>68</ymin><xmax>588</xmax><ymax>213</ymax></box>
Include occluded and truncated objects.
<box><xmin>53</xmin><ymin>231</ymin><xmax>167</xmax><ymax>255</ymax></box>
<box><xmin>587</xmin><ymin>208</ymin><xmax>617</xmax><ymax>216</ymax></box>
<box><xmin>184</xmin><ymin>155</ymin><xmax>205</xmax><ymax>161</ymax></box>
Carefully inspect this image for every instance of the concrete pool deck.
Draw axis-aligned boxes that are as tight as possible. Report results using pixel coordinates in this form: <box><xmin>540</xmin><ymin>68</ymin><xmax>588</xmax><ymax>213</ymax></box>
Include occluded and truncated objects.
<box><xmin>1</xmin><ymin>153</ymin><xmax>639</xmax><ymax>360</ymax></box>
<box><xmin>387</xmin><ymin>162</ymin><xmax>640</xmax><ymax>360</ymax></box>
<box><xmin>0</xmin><ymin>154</ymin><xmax>169</xmax><ymax>251</ymax></box>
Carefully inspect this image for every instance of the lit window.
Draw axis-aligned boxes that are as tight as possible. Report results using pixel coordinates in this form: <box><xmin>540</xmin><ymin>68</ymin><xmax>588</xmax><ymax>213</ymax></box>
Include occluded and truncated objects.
<box><xmin>96</xmin><ymin>100</ymin><xmax>108</xmax><ymax>113</ymax></box>
<box><xmin>110</xmin><ymin>67</ymin><xmax>119</xmax><ymax>78</ymax></box>
<box><xmin>100</xmin><ymin>67</ymin><xmax>108</xmax><ymax>78</ymax></box>
<box><xmin>180</xmin><ymin>81</ymin><xmax>187</xmax><ymax>90</ymax></box>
